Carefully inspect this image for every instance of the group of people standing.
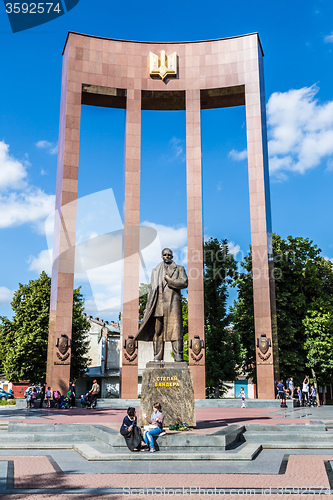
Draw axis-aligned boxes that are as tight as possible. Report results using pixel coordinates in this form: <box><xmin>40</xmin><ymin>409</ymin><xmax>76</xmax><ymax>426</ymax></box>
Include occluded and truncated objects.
<box><xmin>297</xmin><ymin>375</ymin><xmax>317</xmax><ymax>406</ymax></box>
<box><xmin>38</xmin><ymin>382</ymin><xmax>77</xmax><ymax>409</ymax></box>
<box><xmin>25</xmin><ymin>387</ymin><xmax>38</xmax><ymax>408</ymax></box>
<box><xmin>120</xmin><ymin>402</ymin><xmax>166</xmax><ymax>453</ymax></box>
<box><xmin>26</xmin><ymin>380</ymin><xmax>101</xmax><ymax>410</ymax></box>
<box><xmin>276</xmin><ymin>375</ymin><xmax>317</xmax><ymax>408</ymax></box>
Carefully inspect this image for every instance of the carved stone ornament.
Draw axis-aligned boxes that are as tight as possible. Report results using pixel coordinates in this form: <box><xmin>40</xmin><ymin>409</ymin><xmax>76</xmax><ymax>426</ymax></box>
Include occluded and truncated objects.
<box><xmin>256</xmin><ymin>334</ymin><xmax>271</xmax><ymax>361</ymax></box>
<box><xmin>190</xmin><ymin>335</ymin><xmax>204</xmax><ymax>362</ymax></box>
<box><xmin>124</xmin><ymin>335</ymin><xmax>138</xmax><ymax>362</ymax></box>
<box><xmin>55</xmin><ymin>334</ymin><xmax>71</xmax><ymax>362</ymax></box>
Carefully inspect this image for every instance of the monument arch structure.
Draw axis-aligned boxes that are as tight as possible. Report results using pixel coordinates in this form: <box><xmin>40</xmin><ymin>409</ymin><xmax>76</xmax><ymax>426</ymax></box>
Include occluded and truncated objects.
<box><xmin>47</xmin><ymin>32</ymin><xmax>279</xmax><ymax>399</ymax></box>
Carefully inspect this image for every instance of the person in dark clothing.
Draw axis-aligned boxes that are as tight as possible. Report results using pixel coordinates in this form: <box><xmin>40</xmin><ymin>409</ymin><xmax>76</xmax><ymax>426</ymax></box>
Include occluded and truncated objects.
<box><xmin>120</xmin><ymin>407</ymin><xmax>144</xmax><ymax>451</ymax></box>
<box><xmin>40</xmin><ymin>383</ymin><xmax>46</xmax><ymax>409</ymax></box>
<box><xmin>69</xmin><ymin>382</ymin><xmax>76</xmax><ymax>408</ymax></box>
<box><xmin>276</xmin><ymin>380</ymin><xmax>287</xmax><ymax>408</ymax></box>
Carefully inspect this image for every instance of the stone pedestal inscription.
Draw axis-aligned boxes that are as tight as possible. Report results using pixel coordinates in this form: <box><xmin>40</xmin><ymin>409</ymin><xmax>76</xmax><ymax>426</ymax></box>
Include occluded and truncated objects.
<box><xmin>139</xmin><ymin>362</ymin><xmax>196</xmax><ymax>427</ymax></box>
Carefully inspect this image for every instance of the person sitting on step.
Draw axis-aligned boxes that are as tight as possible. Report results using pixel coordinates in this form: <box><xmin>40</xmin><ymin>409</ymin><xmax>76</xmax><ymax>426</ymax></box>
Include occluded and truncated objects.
<box><xmin>142</xmin><ymin>402</ymin><xmax>165</xmax><ymax>453</ymax></box>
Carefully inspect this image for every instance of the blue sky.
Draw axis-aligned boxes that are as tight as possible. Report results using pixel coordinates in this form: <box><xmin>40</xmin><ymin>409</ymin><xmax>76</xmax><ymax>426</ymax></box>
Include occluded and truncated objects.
<box><xmin>0</xmin><ymin>0</ymin><xmax>333</xmax><ymax>319</ymax></box>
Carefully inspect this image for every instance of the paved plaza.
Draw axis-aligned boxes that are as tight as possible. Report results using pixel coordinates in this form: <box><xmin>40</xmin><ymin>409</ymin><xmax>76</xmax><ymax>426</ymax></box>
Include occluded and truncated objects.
<box><xmin>0</xmin><ymin>403</ymin><xmax>332</xmax><ymax>498</ymax></box>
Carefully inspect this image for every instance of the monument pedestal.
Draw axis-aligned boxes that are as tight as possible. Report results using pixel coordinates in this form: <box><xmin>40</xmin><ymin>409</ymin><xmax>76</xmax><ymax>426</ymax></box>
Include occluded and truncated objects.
<box><xmin>139</xmin><ymin>361</ymin><xmax>196</xmax><ymax>427</ymax></box>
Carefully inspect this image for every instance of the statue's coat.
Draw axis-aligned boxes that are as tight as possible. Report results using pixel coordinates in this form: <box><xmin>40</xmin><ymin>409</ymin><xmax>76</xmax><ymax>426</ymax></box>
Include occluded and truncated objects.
<box><xmin>135</xmin><ymin>261</ymin><xmax>188</xmax><ymax>342</ymax></box>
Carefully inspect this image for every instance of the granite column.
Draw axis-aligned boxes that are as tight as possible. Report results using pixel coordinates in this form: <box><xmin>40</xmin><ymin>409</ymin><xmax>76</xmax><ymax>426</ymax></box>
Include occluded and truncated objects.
<box><xmin>46</xmin><ymin>43</ymin><xmax>81</xmax><ymax>394</ymax></box>
<box><xmin>120</xmin><ymin>89</ymin><xmax>141</xmax><ymax>398</ymax></box>
<box><xmin>186</xmin><ymin>89</ymin><xmax>206</xmax><ymax>399</ymax></box>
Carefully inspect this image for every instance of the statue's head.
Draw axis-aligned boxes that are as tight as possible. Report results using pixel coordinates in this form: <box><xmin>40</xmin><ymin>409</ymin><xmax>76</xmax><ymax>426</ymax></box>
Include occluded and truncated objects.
<box><xmin>162</xmin><ymin>248</ymin><xmax>173</xmax><ymax>265</ymax></box>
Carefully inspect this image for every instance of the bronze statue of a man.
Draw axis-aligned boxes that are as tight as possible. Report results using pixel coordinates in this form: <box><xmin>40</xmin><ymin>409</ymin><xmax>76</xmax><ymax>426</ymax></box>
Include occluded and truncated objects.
<box><xmin>135</xmin><ymin>248</ymin><xmax>188</xmax><ymax>361</ymax></box>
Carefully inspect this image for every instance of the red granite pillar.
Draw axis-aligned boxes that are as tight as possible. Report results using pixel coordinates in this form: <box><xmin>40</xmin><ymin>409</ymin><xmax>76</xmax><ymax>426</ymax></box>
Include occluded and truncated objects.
<box><xmin>186</xmin><ymin>89</ymin><xmax>206</xmax><ymax>399</ymax></box>
<box><xmin>120</xmin><ymin>89</ymin><xmax>141</xmax><ymax>398</ymax></box>
<box><xmin>245</xmin><ymin>41</ymin><xmax>277</xmax><ymax>399</ymax></box>
<box><xmin>46</xmin><ymin>42</ymin><xmax>81</xmax><ymax>394</ymax></box>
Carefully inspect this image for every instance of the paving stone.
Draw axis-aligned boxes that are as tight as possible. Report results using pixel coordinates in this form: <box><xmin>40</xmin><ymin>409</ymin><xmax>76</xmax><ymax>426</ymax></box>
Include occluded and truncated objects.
<box><xmin>0</xmin><ymin>460</ymin><xmax>8</xmax><ymax>489</ymax></box>
<box><xmin>1</xmin><ymin>403</ymin><xmax>333</xmax><ymax>498</ymax></box>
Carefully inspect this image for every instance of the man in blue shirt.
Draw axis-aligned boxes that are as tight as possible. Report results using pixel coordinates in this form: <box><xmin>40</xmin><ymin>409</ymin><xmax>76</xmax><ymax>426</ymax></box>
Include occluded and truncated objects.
<box><xmin>276</xmin><ymin>380</ymin><xmax>287</xmax><ymax>408</ymax></box>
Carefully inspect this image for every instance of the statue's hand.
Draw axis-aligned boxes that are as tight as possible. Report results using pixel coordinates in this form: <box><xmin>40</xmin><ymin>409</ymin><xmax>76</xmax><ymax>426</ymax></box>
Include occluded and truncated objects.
<box><xmin>164</xmin><ymin>274</ymin><xmax>170</xmax><ymax>283</ymax></box>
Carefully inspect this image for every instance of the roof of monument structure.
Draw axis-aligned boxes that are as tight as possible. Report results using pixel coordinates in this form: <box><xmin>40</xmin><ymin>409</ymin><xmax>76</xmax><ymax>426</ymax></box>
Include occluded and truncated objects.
<box><xmin>62</xmin><ymin>31</ymin><xmax>264</xmax><ymax>56</ymax></box>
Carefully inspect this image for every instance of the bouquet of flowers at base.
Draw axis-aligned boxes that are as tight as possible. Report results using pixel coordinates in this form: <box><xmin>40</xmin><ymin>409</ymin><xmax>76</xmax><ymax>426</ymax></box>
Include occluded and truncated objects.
<box><xmin>169</xmin><ymin>418</ymin><xmax>189</xmax><ymax>431</ymax></box>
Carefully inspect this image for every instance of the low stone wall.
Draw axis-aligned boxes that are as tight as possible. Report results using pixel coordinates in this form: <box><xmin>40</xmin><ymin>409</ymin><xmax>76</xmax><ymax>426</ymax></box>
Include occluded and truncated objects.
<box><xmin>15</xmin><ymin>397</ymin><xmax>282</xmax><ymax>409</ymax></box>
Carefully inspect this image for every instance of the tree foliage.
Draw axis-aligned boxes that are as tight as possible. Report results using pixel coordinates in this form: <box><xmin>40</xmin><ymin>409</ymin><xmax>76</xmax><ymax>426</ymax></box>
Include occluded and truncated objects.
<box><xmin>304</xmin><ymin>307</ymin><xmax>333</xmax><ymax>385</ymax></box>
<box><xmin>182</xmin><ymin>297</ymin><xmax>189</xmax><ymax>363</ymax></box>
<box><xmin>69</xmin><ymin>288</ymin><xmax>92</xmax><ymax>380</ymax></box>
<box><xmin>138</xmin><ymin>283</ymin><xmax>150</xmax><ymax>323</ymax></box>
<box><xmin>0</xmin><ymin>272</ymin><xmax>91</xmax><ymax>383</ymax></box>
<box><xmin>232</xmin><ymin>234</ymin><xmax>333</xmax><ymax>384</ymax></box>
<box><xmin>204</xmin><ymin>238</ymin><xmax>241</xmax><ymax>397</ymax></box>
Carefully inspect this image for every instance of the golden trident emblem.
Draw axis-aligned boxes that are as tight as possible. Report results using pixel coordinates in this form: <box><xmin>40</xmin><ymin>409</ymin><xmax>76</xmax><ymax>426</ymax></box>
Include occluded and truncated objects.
<box><xmin>149</xmin><ymin>50</ymin><xmax>177</xmax><ymax>80</ymax></box>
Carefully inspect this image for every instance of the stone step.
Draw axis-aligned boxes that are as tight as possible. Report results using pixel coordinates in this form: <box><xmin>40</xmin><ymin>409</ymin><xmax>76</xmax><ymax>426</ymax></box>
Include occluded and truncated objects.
<box><xmin>76</xmin><ymin>398</ymin><xmax>267</xmax><ymax>409</ymax></box>
<box><xmin>245</xmin><ymin>423</ymin><xmax>326</xmax><ymax>432</ymax></box>
<box><xmin>106</xmin><ymin>434</ymin><xmax>242</xmax><ymax>451</ymax></box>
<box><xmin>0</xmin><ymin>442</ymin><xmax>74</xmax><ymax>450</ymax></box>
<box><xmin>92</xmin><ymin>424</ymin><xmax>244</xmax><ymax>451</ymax></box>
<box><xmin>73</xmin><ymin>442</ymin><xmax>261</xmax><ymax>461</ymax></box>
<box><xmin>261</xmin><ymin>442</ymin><xmax>333</xmax><ymax>449</ymax></box>
<box><xmin>195</xmin><ymin>399</ymin><xmax>280</xmax><ymax>408</ymax></box>
<box><xmin>8</xmin><ymin>423</ymin><xmax>91</xmax><ymax>432</ymax></box>
<box><xmin>244</xmin><ymin>431</ymin><xmax>332</xmax><ymax>443</ymax></box>
<box><xmin>0</xmin><ymin>422</ymin><xmax>8</xmax><ymax>430</ymax></box>
<box><xmin>0</xmin><ymin>432</ymin><xmax>94</xmax><ymax>442</ymax></box>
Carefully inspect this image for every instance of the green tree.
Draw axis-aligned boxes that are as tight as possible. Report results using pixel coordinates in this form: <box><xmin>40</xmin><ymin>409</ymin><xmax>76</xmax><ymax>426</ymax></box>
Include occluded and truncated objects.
<box><xmin>304</xmin><ymin>307</ymin><xmax>333</xmax><ymax>387</ymax></box>
<box><xmin>232</xmin><ymin>234</ymin><xmax>333</xmax><ymax>383</ymax></box>
<box><xmin>182</xmin><ymin>297</ymin><xmax>189</xmax><ymax>363</ymax></box>
<box><xmin>204</xmin><ymin>238</ymin><xmax>240</xmax><ymax>398</ymax></box>
<box><xmin>0</xmin><ymin>316</ymin><xmax>13</xmax><ymax>373</ymax></box>
<box><xmin>138</xmin><ymin>283</ymin><xmax>150</xmax><ymax>323</ymax></box>
<box><xmin>69</xmin><ymin>287</ymin><xmax>92</xmax><ymax>380</ymax></box>
<box><xmin>0</xmin><ymin>272</ymin><xmax>91</xmax><ymax>383</ymax></box>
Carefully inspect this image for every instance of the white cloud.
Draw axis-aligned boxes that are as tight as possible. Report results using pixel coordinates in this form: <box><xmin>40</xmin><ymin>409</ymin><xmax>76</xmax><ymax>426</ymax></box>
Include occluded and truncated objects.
<box><xmin>0</xmin><ymin>286</ymin><xmax>14</xmax><ymax>306</ymax></box>
<box><xmin>142</xmin><ymin>221</ymin><xmax>187</xmax><ymax>252</ymax></box>
<box><xmin>36</xmin><ymin>140</ymin><xmax>58</xmax><ymax>155</ymax></box>
<box><xmin>170</xmin><ymin>137</ymin><xmax>185</xmax><ymax>161</ymax></box>
<box><xmin>0</xmin><ymin>141</ymin><xmax>55</xmax><ymax>231</ymax></box>
<box><xmin>326</xmin><ymin>159</ymin><xmax>333</xmax><ymax>172</ymax></box>
<box><xmin>228</xmin><ymin>241</ymin><xmax>241</xmax><ymax>257</ymax></box>
<box><xmin>28</xmin><ymin>249</ymin><xmax>52</xmax><ymax>275</ymax></box>
<box><xmin>0</xmin><ymin>189</ymin><xmax>55</xmax><ymax>231</ymax></box>
<box><xmin>324</xmin><ymin>32</ymin><xmax>333</xmax><ymax>43</ymax></box>
<box><xmin>79</xmin><ymin>220</ymin><xmax>188</xmax><ymax>315</ymax></box>
<box><xmin>228</xmin><ymin>85</ymin><xmax>333</xmax><ymax>180</ymax></box>
<box><xmin>228</xmin><ymin>149</ymin><xmax>247</xmax><ymax>161</ymax></box>
<box><xmin>158</xmin><ymin>137</ymin><xmax>185</xmax><ymax>164</ymax></box>
<box><xmin>267</xmin><ymin>85</ymin><xmax>333</xmax><ymax>177</ymax></box>
<box><xmin>29</xmin><ymin>220</ymin><xmax>188</xmax><ymax>316</ymax></box>
<box><xmin>0</xmin><ymin>141</ymin><xmax>27</xmax><ymax>190</ymax></box>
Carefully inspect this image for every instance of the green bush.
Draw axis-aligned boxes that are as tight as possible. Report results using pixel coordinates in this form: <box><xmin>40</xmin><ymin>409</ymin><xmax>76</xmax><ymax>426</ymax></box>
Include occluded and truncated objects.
<box><xmin>0</xmin><ymin>399</ymin><xmax>15</xmax><ymax>406</ymax></box>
